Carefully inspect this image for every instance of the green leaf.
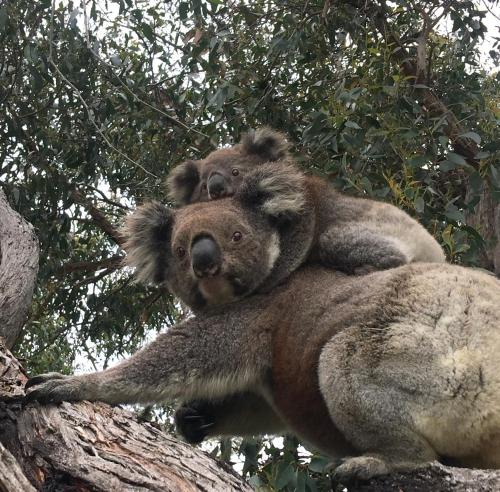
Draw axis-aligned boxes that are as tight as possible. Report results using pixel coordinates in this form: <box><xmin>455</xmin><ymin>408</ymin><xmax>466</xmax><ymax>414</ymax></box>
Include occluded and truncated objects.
<box><xmin>308</xmin><ymin>456</ymin><xmax>330</xmax><ymax>473</ymax></box>
<box><xmin>407</xmin><ymin>155</ymin><xmax>427</xmax><ymax>168</ymax></box>
<box><xmin>345</xmin><ymin>120</ymin><xmax>361</xmax><ymax>130</ymax></box>
<box><xmin>274</xmin><ymin>463</ymin><xmax>295</xmax><ymax>490</ymax></box>
<box><xmin>179</xmin><ymin>2</ymin><xmax>189</xmax><ymax>20</ymax></box>
<box><xmin>447</xmin><ymin>152</ymin><xmax>467</xmax><ymax>166</ymax></box>
<box><xmin>414</xmin><ymin>196</ymin><xmax>425</xmax><ymax>213</ymax></box>
<box><xmin>460</xmin><ymin>132</ymin><xmax>481</xmax><ymax>145</ymax></box>
<box><xmin>440</xmin><ymin>160</ymin><xmax>456</xmax><ymax>172</ymax></box>
<box><xmin>141</xmin><ymin>23</ymin><xmax>154</xmax><ymax>42</ymax></box>
<box><xmin>445</xmin><ymin>204</ymin><xmax>464</xmax><ymax>223</ymax></box>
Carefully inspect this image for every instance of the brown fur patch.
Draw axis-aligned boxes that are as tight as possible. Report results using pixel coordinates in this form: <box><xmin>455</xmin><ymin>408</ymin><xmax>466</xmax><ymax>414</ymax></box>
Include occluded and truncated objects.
<box><xmin>270</xmin><ymin>297</ymin><xmax>354</xmax><ymax>456</ymax></box>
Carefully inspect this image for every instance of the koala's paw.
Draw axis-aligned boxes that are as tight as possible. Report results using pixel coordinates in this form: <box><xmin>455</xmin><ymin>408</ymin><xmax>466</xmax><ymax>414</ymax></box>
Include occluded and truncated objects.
<box><xmin>174</xmin><ymin>401</ymin><xmax>215</xmax><ymax>444</ymax></box>
<box><xmin>24</xmin><ymin>373</ymin><xmax>83</xmax><ymax>405</ymax></box>
<box><xmin>331</xmin><ymin>456</ymin><xmax>391</xmax><ymax>482</ymax></box>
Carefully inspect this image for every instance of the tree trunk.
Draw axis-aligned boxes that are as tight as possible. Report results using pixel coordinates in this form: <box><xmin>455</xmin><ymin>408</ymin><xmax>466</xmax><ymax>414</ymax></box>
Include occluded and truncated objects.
<box><xmin>0</xmin><ymin>188</ymin><xmax>39</xmax><ymax>348</ymax></box>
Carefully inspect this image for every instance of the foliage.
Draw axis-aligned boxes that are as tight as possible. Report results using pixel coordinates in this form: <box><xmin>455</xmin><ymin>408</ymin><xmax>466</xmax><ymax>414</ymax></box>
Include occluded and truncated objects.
<box><xmin>1</xmin><ymin>0</ymin><xmax>499</xmax><ymax>489</ymax></box>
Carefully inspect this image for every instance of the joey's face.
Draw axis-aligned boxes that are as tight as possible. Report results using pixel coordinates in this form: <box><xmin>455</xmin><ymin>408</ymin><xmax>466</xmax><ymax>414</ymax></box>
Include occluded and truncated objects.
<box><xmin>184</xmin><ymin>148</ymin><xmax>264</xmax><ymax>204</ymax></box>
<box><xmin>167</xmin><ymin>200</ymin><xmax>280</xmax><ymax>309</ymax></box>
<box><xmin>167</xmin><ymin>128</ymin><xmax>291</xmax><ymax>207</ymax></box>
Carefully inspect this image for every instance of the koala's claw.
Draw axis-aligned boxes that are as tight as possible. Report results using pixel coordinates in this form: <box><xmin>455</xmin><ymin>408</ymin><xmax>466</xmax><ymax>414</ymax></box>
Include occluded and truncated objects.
<box><xmin>24</xmin><ymin>373</ymin><xmax>81</xmax><ymax>406</ymax></box>
<box><xmin>175</xmin><ymin>403</ymin><xmax>216</xmax><ymax>444</ymax></box>
<box><xmin>331</xmin><ymin>456</ymin><xmax>391</xmax><ymax>482</ymax></box>
<box><xmin>25</xmin><ymin>372</ymin><xmax>67</xmax><ymax>390</ymax></box>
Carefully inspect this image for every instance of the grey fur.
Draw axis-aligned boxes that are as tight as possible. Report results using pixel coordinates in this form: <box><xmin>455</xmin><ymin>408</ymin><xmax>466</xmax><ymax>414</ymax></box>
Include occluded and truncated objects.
<box><xmin>240</xmin><ymin>127</ymin><xmax>290</xmax><ymax>162</ymax></box>
<box><xmin>25</xmin><ymin>263</ymin><xmax>500</xmax><ymax>479</ymax></box>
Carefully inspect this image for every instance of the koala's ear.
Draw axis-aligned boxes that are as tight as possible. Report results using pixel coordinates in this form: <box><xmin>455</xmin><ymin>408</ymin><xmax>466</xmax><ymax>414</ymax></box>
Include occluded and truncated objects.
<box><xmin>237</xmin><ymin>162</ymin><xmax>306</xmax><ymax>223</ymax></box>
<box><xmin>166</xmin><ymin>160</ymin><xmax>200</xmax><ymax>205</ymax></box>
<box><xmin>121</xmin><ymin>202</ymin><xmax>174</xmax><ymax>284</ymax></box>
<box><xmin>240</xmin><ymin>127</ymin><xmax>290</xmax><ymax>162</ymax></box>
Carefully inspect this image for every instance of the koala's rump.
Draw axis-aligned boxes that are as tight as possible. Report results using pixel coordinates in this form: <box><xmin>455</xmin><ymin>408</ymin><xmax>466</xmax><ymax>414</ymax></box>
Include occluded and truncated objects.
<box><xmin>312</xmin><ymin>263</ymin><xmax>500</xmax><ymax>464</ymax></box>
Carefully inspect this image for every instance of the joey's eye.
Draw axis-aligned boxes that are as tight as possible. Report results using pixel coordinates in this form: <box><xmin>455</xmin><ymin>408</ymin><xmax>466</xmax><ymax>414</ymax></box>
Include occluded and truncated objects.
<box><xmin>232</xmin><ymin>231</ymin><xmax>242</xmax><ymax>242</ymax></box>
<box><xmin>176</xmin><ymin>246</ymin><xmax>186</xmax><ymax>258</ymax></box>
<box><xmin>231</xmin><ymin>168</ymin><xmax>239</xmax><ymax>176</ymax></box>
<box><xmin>201</xmin><ymin>183</ymin><xmax>207</xmax><ymax>190</ymax></box>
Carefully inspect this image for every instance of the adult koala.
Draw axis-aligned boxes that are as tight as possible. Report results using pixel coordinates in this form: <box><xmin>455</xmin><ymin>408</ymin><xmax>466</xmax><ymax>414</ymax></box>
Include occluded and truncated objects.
<box><xmin>167</xmin><ymin>128</ymin><xmax>445</xmax><ymax>274</ymax></box>
<box><xmin>26</xmin><ymin>166</ymin><xmax>500</xmax><ymax>480</ymax></box>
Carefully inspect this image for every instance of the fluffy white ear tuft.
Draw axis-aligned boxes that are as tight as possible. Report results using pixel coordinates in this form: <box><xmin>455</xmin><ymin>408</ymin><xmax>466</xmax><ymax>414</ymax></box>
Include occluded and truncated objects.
<box><xmin>240</xmin><ymin>127</ymin><xmax>290</xmax><ymax>162</ymax></box>
<box><xmin>237</xmin><ymin>162</ymin><xmax>306</xmax><ymax>221</ymax></box>
<box><xmin>165</xmin><ymin>160</ymin><xmax>200</xmax><ymax>205</ymax></box>
<box><xmin>121</xmin><ymin>202</ymin><xmax>174</xmax><ymax>284</ymax></box>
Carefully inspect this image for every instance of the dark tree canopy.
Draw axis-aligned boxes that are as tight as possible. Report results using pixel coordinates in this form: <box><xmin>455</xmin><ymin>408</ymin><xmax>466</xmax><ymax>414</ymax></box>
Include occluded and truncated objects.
<box><xmin>1</xmin><ymin>0</ymin><xmax>499</xmax><ymax>489</ymax></box>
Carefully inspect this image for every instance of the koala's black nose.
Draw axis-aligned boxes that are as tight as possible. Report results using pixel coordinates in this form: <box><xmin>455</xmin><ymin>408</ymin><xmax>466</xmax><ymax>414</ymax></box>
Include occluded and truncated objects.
<box><xmin>207</xmin><ymin>173</ymin><xmax>228</xmax><ymax>199</ymax></box>
<box><xmin>191</xmin><ymin>236</ymin><xmax>222</xmax><ymax>278</ymax></box>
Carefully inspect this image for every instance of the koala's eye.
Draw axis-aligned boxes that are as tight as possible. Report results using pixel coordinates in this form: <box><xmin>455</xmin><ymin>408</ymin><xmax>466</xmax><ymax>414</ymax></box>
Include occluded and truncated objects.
<box><xmin>201</xmin><ymin>183</ymin><xmax>207</xmax><ymax>190</ymax></box>
<box><xmin>176</xmin><ymin>246</ymin><xmax>186</xmax><ymax>258</ymax></box>
<box><xmin>232</xmin><ymin>231</ymin><xmax>243</xmax><ymax>242</ymax></box>
<box><xmin>231</xmin><ymin>168</ymin><xmax>239</xmax><ymax>176</ymax></box>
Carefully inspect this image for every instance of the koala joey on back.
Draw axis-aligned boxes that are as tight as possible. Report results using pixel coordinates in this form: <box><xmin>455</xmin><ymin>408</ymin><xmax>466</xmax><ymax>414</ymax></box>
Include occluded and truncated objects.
<box><xmin>25</xmin><ymin>194</ymin><xmax>500</xmax><ymax>481</ymax></box>
<box><xmin>167</xmin><ymin>128</ymin><xmax>445</xmax><ymax>274</ymax></box>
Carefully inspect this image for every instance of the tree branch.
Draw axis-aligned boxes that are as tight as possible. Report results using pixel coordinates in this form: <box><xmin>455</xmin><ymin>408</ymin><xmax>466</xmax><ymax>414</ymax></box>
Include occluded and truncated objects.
<box><xmin>70</xmin><ymin>189</ymin><xmax>124</xmax><ymax>246</ymax></box>
<box><xmin>55</xmin><ymin>255</ymin><xmax>124</xmax><ymax>277</ymax></box>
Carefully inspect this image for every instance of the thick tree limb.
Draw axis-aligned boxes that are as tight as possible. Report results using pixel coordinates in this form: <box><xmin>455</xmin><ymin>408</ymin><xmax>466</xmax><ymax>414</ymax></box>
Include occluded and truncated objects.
<box><xmin>0</xmin><ymin>188</ymin><xmax>39</xmax><ymax>348</ymax></box>
<box><xmin>345</xmin><ymin>463</ymin><xmax>500</xmax><ymax>491</ymax></box>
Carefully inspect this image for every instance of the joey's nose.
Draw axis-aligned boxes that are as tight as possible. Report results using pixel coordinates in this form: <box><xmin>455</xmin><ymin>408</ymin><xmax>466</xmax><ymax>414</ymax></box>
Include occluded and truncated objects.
<box><xmin>191</xmin><ymin>236</ymin><xmax>222</xmax><ymax>278</ymax></box>
<box><xmin>207</xmin><ymin>173</ymin><xmax>227</xmax><ymax>199</ymax></box>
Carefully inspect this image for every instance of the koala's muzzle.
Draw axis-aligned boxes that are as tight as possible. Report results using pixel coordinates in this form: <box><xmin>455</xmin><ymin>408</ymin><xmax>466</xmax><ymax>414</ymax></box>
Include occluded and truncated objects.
<box><xmin>191</xmin><ymin>236</ymin><xmax>222</xmax><ymax>278</ymax></box>
<box><xmin>207</xmin><ymin>173</ymin><xmax>229</xmax><ymax>199</ymax></box>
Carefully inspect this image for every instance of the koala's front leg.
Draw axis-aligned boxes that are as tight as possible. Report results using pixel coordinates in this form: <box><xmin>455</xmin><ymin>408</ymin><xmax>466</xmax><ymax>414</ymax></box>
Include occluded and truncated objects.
<box><xmin>318</xmin><ymin>224</ymin><xmax>409</xmax><ymax>274</ymax></box>
<box><xmin>25</xmin><ymin>317</ymin><xmax>267</xmax><ymax>406</ymax></box>
<box><xmin>175</xmin><ymin>392</ymin><xmax>287</xmax><ymax>444</ymax></box>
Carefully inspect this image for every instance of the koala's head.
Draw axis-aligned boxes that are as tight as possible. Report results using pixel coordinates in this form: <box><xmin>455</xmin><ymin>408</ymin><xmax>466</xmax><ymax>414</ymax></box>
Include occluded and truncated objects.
<box><xmin>166</xmin><ymin>128</ymin><xmax>290</xmax><ymax>206</ymax></box>
<box><xmin>123</xmin><ymin>162</ymin><xmax>310</xmax><ymax>310</ymax></box>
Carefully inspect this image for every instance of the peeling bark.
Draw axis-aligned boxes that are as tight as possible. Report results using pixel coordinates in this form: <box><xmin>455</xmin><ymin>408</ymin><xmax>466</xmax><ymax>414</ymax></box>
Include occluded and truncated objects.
<box><xmin>0</xmin><ymin>188</ymin><xmax>39</xmax><ymax>348</ymax></box>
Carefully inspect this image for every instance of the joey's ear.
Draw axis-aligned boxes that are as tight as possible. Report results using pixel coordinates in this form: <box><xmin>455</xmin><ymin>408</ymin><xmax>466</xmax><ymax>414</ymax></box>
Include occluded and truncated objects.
<box><xmin>121</xmin><ymin>202</ymin><xmax>174</xmax><ymax>284</ymax></box>
<box><xmin>166</xmin><ymin>160</ymin><xmax>200</xmax><ymax>205</ymax></box>
<box><xmin>237</xmin><ymin>162</ymin><xmax>306</xmax><ymax>223</ymax></box>
<box><xmin>240</xmin><ymin>127</ymin><xmax>290</xmax><ymax>162</ymax></box>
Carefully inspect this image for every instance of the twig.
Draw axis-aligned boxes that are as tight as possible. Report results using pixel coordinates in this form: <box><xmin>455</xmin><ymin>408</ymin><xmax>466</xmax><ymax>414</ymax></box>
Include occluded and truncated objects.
<box><xmin>55</xmin><ymin>255</ymin><xmax>124</xmax><ymax>276</ymax></box>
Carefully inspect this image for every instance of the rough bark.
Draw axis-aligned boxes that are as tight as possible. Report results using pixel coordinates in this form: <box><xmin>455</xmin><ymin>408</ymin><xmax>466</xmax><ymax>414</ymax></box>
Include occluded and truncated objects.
<box><xmin>342</xmin><ymin>463</ymin><xmax>500</xmax><ymax>492</ymax></box>
<box><xmin>0</xmin><ymin>340</ymin><xmax>251</xmax><ymax>491</ymax></box>
<box><xmin>0</xmin><ymin>188</ymin><xmax>39</xmax><ymax>348</ymax></box>
<box><xmin>0</xmin><ymin>441</ymin><xmax>36</xmax><ymax>492</ymax></box>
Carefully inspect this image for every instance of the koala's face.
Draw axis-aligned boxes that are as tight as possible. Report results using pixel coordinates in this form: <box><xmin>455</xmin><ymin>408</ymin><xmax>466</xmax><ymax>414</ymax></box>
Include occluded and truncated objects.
<box><xmin>167</xmin><ymin>128</ymin><xmax>290</xmax><ymax>206</ymax></box>
<box><xmin>124</xmin><ymin>161</ymin><xmax>307</xmax><ymax>310</ymax></box>
<box><xmin>166</xmin><ymin>200</ymin><xmax>279</xmax><ymax>308</ymax></box>
<box><xmin>180</xmin><ymin>148</ymin><xmax>264</xmax><ymax>205</ymax></box>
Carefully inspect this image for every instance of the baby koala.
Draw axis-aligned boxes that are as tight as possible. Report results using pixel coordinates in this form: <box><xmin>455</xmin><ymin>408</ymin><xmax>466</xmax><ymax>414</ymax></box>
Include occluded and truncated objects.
<box><xmin>167</xmin><ymin>128</ymin><xmax>445</xmax><ymax>275</ymax></box>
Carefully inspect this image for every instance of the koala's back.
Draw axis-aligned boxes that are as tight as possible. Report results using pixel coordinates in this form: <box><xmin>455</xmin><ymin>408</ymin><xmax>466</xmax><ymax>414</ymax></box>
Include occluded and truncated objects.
<box><xmin>308</xmin><ymin>177</ymin><xmax>445</xmax><ymax>264</ymax></box>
